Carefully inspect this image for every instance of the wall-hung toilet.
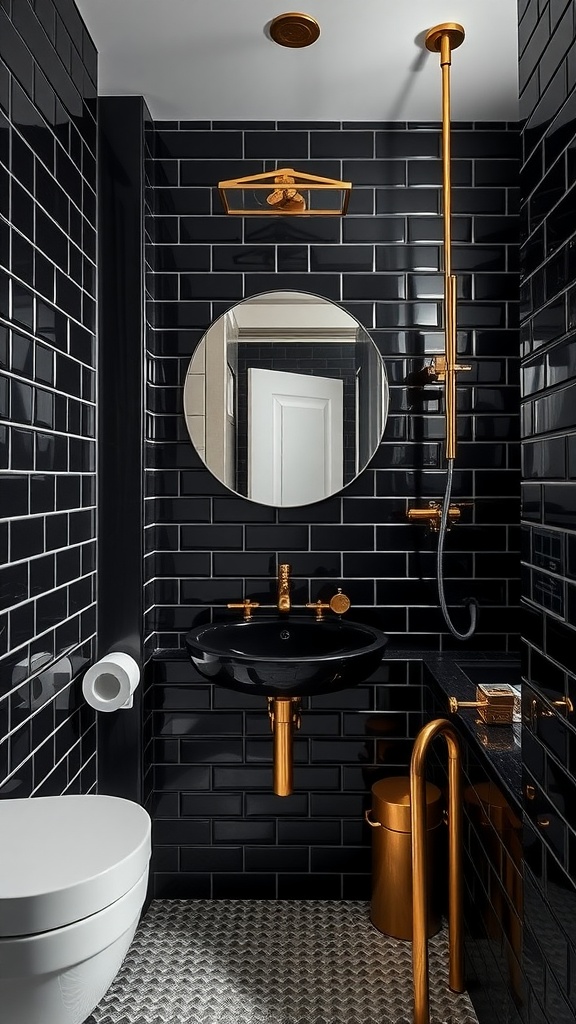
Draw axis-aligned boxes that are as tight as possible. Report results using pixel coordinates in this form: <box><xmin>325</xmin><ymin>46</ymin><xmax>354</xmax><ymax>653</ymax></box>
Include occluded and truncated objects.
<box><xmin>0</xmin><ymin>794</ymin><xmax>151</xmax><ymax>1024</ymax></box>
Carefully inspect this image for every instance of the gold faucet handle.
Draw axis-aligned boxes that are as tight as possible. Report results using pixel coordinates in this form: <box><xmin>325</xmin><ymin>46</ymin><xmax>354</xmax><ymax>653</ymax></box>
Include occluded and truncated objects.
<box><xmin>449</xmin><ymin>696</ymin><xmax>485</xmax><ymax>713</ymax></box>
<box><xmin>306</xmin><ymin>600</ymin><xmax>331</xmax><ymax>621</ymax></box>
<box><xmin>227</xmin><ymin>599</ymin><xmax>260</xmax><ymax>620</ymax></box>
<box><xmin>329</xmin><ymin>589</ymin><xmax>351</xmax><ymax>615</ymax></box>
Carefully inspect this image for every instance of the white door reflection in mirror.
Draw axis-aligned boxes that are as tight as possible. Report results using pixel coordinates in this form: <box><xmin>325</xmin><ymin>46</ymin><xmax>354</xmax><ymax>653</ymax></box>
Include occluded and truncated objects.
<box><xmin>182</xmin><ymin>291</ymin><xmax>389</xmax><ymax>508</ymax></box>
<box><xmin>248</xmin><ymin>368</ymin><xmax>343</xmax><ymax>506</ymax></box>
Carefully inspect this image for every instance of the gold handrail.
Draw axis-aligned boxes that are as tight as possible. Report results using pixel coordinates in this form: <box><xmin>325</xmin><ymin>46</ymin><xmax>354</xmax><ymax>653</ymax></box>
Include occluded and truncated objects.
<box><xmin>410</xmin><ymin>718</ymin><xmax>464</xmax><ymax>1024</ymax></box>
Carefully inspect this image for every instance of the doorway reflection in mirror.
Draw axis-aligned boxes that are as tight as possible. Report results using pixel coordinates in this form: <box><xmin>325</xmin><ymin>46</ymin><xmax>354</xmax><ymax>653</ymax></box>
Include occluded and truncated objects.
<box><xmin>183</xmin><ymin>291</ymin><xmax>389</xmax><ymax>508</ymax></box>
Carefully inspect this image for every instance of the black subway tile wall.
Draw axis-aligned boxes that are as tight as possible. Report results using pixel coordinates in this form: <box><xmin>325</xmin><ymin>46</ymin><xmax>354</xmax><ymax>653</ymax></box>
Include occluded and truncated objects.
<box><xmin>145</xmin><ymin>121</ymin><xmax>521</xmax><ymax>655</ymax></box>
<box><xmin>519</xmin><ymin>2</ymin><xmax>576</xmax><ymax>1022</ymax></box>
<box><xmin>146</xmin><ymin>652</ymin><xmax>423</xmax><ymax>898</ymax></box>
<box><xmin>0</xmin><ymin>2</ymin><xmax>98</xmax><ymax>797</ymax></box>
<box><xmin>144</xmin><ymin>120</ymin><xmax>520</xmax><ymax>896</ymax></box>
<box><xmin>425</xmin><ymin>671</ymin><xmax>524</xmax><ymax>1024</ymax></box>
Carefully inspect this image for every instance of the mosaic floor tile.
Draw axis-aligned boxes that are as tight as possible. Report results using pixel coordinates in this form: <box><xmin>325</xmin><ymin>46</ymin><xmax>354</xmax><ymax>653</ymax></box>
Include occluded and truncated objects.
<box><xmin>87</xmin><ymin>900</ymin><xmax>478</xmax><ymax>1024</ymax></box>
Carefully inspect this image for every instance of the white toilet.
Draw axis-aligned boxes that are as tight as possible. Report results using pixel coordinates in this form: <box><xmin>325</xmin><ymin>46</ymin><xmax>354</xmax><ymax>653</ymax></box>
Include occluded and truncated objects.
<box><xmin>0</xmin><ymin>794</ymin><xmax>151</xmax><ymax>1024</ymax></box>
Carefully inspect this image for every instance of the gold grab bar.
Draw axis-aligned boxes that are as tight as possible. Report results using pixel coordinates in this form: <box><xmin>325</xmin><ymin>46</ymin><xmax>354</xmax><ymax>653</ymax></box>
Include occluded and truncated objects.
<box><xmin>410</xmin><ymin>718</ymin><xmax>464</xmax><ymax>1024</ymax></box>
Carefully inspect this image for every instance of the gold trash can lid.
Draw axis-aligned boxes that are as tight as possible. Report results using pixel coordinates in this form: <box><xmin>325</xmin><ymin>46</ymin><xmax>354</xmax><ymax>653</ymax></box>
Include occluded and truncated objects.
<box><xmin>371</xmin><ymin>777</ymin><xmax>443</xmax><ymax>832</ymax></box>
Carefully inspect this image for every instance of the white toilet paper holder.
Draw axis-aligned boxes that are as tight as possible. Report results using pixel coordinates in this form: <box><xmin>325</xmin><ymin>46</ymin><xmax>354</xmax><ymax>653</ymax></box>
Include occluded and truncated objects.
<box><xmin>82</xmin><ymin>652</ymin><xmax>141</xmax><ymax>713</ymax></box>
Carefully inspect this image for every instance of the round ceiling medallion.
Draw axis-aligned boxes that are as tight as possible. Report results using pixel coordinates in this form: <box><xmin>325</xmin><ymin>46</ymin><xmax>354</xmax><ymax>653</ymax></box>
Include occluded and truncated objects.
<box><xmin>269</xmin><ymin>13</ymin><xmax>321</xmax><ymax>48</ymax></box>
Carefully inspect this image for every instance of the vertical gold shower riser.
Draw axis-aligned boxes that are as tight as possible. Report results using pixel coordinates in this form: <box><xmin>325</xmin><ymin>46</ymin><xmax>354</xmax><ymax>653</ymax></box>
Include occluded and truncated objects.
<box><xmin>410</xmin><ymin>718</ymin><xmax>464</xmax><ymax>1024</ymax></box>
<box><xmin>442</xmin><ymin>32</ymin><xmax>455</xmax><ymax>463</ymax></box>
<box><xmin>426</xmin><ymin>23</ymin><xmax>469</xmax><ymax>463</ymax></box>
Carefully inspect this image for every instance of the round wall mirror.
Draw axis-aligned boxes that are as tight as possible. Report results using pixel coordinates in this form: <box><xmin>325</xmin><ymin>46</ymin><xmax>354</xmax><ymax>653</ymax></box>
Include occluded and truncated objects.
<box><xmin>183</xmin><ymin>291</ymin><xmax>389</xmax><ymax>507</ymax></box>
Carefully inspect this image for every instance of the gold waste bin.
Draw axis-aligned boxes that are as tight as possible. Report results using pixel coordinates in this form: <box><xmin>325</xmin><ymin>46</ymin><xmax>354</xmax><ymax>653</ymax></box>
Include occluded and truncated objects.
<box><xmin>366</xmin><ymin>776</ymin><xmax>443</xmax><ymax>940</ymax></box>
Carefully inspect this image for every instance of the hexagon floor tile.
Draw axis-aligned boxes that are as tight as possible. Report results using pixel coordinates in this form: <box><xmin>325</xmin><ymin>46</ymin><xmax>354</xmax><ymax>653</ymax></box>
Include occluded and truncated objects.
<box><xmin>87</xmin><ymin>900</ymin><xmax>478</xmax><ymax>1024</ymax></box>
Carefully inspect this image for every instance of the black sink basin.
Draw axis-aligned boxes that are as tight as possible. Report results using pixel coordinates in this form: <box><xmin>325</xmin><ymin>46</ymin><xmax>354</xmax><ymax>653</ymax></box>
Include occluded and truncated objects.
<box><xmin>185</xmin><ymin>616</ymin><xmax>389</xmax><ymax>696</ymax></box>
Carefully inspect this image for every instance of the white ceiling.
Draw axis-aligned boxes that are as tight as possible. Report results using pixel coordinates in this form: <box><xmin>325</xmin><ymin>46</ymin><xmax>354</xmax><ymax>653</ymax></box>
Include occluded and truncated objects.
<box><xmin>75</xmin><ymin>0</ymin><xmax>520</xmax><ymax>122</ymax></box>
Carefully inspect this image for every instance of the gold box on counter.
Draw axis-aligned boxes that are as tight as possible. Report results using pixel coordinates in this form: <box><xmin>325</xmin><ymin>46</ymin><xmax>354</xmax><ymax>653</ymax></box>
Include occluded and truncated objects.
<box><xmin>476</xmin><ymin>684</ymin><xmax>515</xmax><ymax>726</ymax></box>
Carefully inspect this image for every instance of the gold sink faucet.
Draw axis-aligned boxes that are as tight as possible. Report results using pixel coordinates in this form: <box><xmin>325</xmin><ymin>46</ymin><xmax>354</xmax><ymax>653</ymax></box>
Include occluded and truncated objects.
<box><xmin>277</xmin><ymin>563</ymin><xmax>291</xmax><ymax>613</ymax></box>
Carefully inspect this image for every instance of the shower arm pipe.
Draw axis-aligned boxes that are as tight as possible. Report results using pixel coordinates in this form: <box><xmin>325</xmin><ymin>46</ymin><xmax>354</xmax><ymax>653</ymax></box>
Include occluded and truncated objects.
<box><xmin>410</xmin><ymin>718</ymin><xmax>464</xmax><ymax>1024</ymax></box>
<box><xmin>427</xmin><ymin>24</ymin><xmax>471</xmax><ymax>462</ymax></box>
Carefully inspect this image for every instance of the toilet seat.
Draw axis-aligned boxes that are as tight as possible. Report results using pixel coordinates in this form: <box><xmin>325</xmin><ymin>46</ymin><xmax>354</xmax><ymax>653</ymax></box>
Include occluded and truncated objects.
<box><xmin>0</xmin><ymin>870</ymin><xmax>148</xmax><ymax>978</ymax></box>
<box><xmin>0</xmin><ymin>795</ymin><xmax>151</xmax><ymax>937</ymax></box>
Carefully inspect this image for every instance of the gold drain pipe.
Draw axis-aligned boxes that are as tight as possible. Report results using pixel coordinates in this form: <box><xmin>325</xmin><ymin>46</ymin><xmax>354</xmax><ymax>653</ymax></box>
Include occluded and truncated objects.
<box><xmin>268</xmin><ymin>697</ymin><xmax>301</xmax><ymax>796</ymax></box>
<box><xmin>410</xmin><ymin>719</ymin><xmax>464</xmax><ymax>1024</ymax></box>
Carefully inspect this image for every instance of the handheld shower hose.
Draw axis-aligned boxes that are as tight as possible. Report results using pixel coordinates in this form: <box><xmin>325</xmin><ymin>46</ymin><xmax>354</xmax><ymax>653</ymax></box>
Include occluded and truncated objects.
<box><xmin>437</xmin><ymin>460</ymin><xmax>477</xmax><ymax>640</ymax></box>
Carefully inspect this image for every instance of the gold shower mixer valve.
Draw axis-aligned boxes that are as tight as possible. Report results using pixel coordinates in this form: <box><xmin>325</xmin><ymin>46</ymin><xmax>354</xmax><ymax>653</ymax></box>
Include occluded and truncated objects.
<box><xmin>406</xmin><ymin>501</ymin><xmax>470</xmax><ymax>532</ymax></box>
<box><xmin>423</xmin><ymin>355</ymin><xmax>472</xmax><ymax>383</ymax></box>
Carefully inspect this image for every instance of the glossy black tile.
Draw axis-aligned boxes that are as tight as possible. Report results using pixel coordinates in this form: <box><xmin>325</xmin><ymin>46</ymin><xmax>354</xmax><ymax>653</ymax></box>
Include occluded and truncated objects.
<box><xmin>519</xmin><ymin>12</ymin><xmax>576</xmax><ymax>1021</ymax></box>
<box><xmin>245</xmin><ymin>131</ymin><xmax>308</xmax><ymax>160</ymax></box>
<box><xmin>311</xmin><ymin>132</ymin><xmax>372</xmax><ymax>158</ymax></box>
<box><xmin>156</xmin><ymin>131</ymin><xmax>242</xmax><ymax>159</ymax></box>
<box><xmin>181</xmin><ymin>159</ymin><xmax>263</xmax><ymax>188</ymax></box>
<box><xmin>376</xmin><ymin>187</ymin><xmax>438</xmax><ymax>215</ymax></box>
<box><xmin>375</xmin><ymin>131</ymin><xmax>439</xmax><ymax>158</ymax></box>
<box><xmin>343</xmin><ymin>217</ymin><xmax>405</xmax><ymax>243</ymax></box>
<box><xmin>0</xmin><ymin>2</ymin><xmax>97</xmax><ymax>799</ymax></box>
<box><xmin>142</xmin><ymin>119</ymin><xmax>521</xmax><ymax>903</ymax></box>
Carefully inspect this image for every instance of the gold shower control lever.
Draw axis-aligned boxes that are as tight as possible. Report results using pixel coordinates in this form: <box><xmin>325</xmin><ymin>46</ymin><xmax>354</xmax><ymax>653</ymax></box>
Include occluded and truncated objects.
<box><xmin>448</xmin><ymin>684</ymin><xmax>515</xmax><ymax>726</ymax></box>
<box><xmin>406</xmin><ymin>502</ymin><xmax>462</xmax><ymax>531</ymax></box>
<box><xmin>227</xmin><ymin>599</ymin><xmax>260</xmax><ymax>620</ymax></box>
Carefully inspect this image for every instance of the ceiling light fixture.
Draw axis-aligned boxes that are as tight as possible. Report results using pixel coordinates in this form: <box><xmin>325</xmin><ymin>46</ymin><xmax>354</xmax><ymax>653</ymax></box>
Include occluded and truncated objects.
<box><xmin>217</xmin><ymin>167</ymin><xmax>350</xmax><ymax>216</ymax></box>
<box><xmin>218</xmin><ymin>168</ymin><xmax>352</xmax><ymax>216</ymax></box>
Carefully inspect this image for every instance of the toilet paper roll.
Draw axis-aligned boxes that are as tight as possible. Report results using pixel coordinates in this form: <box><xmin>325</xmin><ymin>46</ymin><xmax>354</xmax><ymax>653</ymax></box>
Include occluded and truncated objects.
<box><xmin>82</xmin><ymin>652</ymin><xmax>140</xmax><ymax>712</ymax></box>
